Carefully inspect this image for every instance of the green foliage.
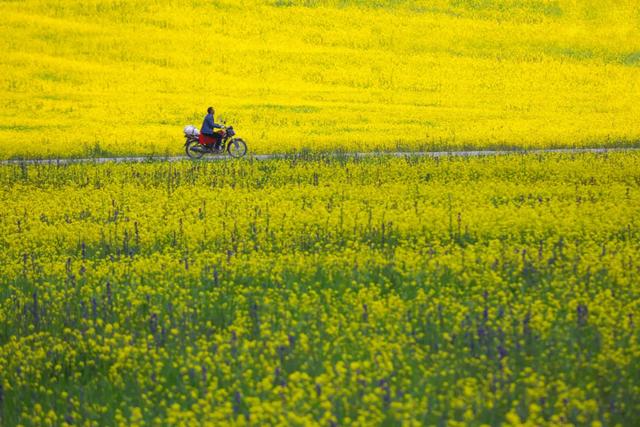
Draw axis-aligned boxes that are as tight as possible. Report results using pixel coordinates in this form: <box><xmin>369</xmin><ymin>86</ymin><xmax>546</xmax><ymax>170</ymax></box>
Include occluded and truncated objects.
<box><xmin>1</xmin><ymin>153</ymin><xmax>639</xmax><ymax>424</ymax></box>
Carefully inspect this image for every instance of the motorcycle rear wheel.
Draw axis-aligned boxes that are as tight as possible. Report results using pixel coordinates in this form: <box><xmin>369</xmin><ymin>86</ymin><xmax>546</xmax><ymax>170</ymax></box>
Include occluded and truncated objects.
<box><xmin>227</xmin><ymin>138</ymin><xmax>247</xmax><ymax>158</ymax></box>
<box><xmin>185</xmin><ymin>140</ymin><xmax>205</xmax><ymax>159</ymax></box>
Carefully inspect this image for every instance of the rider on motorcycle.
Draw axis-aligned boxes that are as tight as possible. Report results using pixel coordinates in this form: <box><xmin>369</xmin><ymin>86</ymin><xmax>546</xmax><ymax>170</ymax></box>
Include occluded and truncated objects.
<box><xmin>200</xmin><ymin>106</ymin><xmax>225</xmax><ymax>150</ymax></box>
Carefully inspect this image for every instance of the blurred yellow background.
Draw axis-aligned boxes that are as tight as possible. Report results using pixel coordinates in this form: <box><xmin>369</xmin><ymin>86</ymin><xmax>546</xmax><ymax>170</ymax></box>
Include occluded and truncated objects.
<box><xmin>1</xmin><ymin>0</ymin><xmax>639</xmax><ymax>158</ymax></box>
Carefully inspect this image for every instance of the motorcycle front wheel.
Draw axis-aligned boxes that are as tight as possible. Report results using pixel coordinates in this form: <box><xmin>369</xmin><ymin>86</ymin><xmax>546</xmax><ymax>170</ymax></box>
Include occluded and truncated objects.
<box><xmin>227</xmin><ymin>138</ymin><xmax>247</xmax><ymax>158</ymax></box>
<box><xmin>185</xmin><ymin>140</ymin><xmax>205</xmax><ymax>159</ymax></box>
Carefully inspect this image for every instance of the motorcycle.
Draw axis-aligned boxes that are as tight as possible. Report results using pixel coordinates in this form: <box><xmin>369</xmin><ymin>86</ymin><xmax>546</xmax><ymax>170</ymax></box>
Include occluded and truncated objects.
<box><xmin>183</xmin><ymin>124</ymin><xmax>248</xmax><ymax>159</ymax></box>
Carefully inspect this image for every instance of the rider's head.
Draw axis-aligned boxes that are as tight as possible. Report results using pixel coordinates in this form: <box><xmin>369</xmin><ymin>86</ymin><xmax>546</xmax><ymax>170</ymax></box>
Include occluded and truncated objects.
<box><xmin>207</xmin><ymin>106</ymin><xmax>214</xmax><ymax>114</ymax></box>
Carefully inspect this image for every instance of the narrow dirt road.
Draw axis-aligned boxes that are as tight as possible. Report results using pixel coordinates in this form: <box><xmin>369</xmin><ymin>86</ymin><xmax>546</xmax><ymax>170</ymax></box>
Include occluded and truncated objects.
<box><xmin>1</xmin><ymin>147</ymin><xmax>638</xmax><ymax>165</ymax></box>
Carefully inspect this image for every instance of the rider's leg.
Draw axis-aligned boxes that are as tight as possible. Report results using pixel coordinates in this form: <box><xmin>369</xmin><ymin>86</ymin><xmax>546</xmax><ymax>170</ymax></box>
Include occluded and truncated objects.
<box><xmin>202</xmin><ymin>133</ymin><xmax>215</xmax><ymax>147</ymax></box>
<box><xmin>214</xmin><ymin>134</ymin><xmax>222</xmax><ymax>150</ymax></box>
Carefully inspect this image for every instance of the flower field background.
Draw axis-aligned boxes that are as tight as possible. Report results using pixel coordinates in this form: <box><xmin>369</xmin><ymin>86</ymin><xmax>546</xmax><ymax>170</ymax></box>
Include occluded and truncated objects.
<box><xmin>1</xmin><ymin>153</ymin><xmax>639</xmax><ymax>425</ymax></box>
<box><xmin>1</xmin><ymin>0</ymin><xmax>640</xmax><ymax>158</ymax></box>
<box><xmin>2</xmin><ymin>0</ymin><xmax>640</xmax><ymax>425</ymax></box>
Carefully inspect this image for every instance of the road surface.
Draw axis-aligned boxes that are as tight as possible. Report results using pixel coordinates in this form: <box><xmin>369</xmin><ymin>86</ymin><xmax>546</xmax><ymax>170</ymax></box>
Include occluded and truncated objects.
<box><xmin>1</xmin><ymin>147</ymin><xmax>638</xmax><ymax>165</ymax></box>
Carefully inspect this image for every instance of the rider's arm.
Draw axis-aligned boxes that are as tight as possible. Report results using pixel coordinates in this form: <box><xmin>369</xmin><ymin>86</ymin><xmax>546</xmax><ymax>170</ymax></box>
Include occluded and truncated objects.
<box><xmin>205</xmin><ymin>115</ymin><xmax>216</xmax><ymax>130</ymax></box>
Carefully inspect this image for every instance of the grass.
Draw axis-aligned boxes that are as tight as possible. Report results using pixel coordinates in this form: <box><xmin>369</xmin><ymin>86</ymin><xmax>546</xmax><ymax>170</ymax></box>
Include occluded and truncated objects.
<box><xmin>1</xmin><ymin>152</ymin><xmax>639</xmax><ymax>424</ymax></box>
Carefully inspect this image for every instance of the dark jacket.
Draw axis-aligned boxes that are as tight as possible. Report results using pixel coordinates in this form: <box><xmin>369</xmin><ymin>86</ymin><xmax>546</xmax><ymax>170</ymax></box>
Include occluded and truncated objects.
<box><xmin>201</xmin><ymin>113</ymin><xmax>222</xmax><ymax>135</ymax></box>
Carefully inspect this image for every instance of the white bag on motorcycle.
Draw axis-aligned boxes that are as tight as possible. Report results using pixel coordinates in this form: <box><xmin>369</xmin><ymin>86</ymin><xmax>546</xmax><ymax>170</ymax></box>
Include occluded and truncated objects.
<box><xmin>183</xmin><ymin>125</ymin><xmax>199</xmax><ymax>137</ymax></box>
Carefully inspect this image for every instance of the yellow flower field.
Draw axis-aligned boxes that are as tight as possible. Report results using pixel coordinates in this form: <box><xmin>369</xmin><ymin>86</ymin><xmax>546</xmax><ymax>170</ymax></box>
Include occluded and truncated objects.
<box><xmin>1</xmin><ymin>0</ymin><xmax>639</xmax><ymax>158</ymax></box>
<box><xmin>2</xmin><ymin>1</ymin><xmax>640</xmax><ymax>425</ymax></box>
<box><xmin>1</xmin><ymin>152</ymin><xmax>639</xmax><ymax>425</ymax></box>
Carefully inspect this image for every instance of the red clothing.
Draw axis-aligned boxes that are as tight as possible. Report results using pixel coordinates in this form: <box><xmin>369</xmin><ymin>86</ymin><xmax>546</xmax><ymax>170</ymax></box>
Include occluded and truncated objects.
<box><xmin>199</xmin><ymin>133</ymin><xmax>217</xmax><ymax>146</ymax></box>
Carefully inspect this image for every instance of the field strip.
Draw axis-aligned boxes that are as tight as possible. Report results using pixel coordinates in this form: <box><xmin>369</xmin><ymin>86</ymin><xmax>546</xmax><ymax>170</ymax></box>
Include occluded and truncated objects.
<box><xmin>1</xmin><ymin>147</ymin><xmax>639</xmax><ymax>165</ymax></box>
